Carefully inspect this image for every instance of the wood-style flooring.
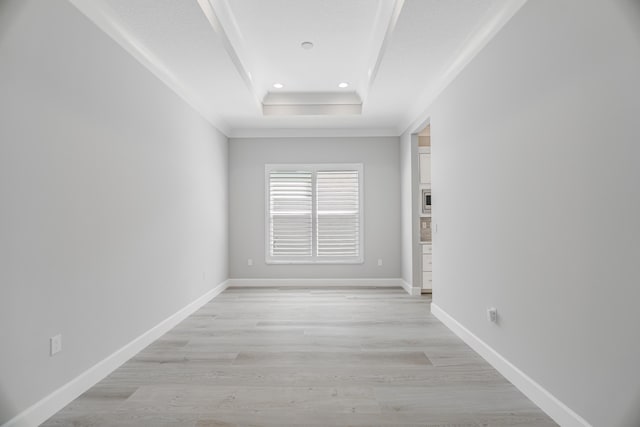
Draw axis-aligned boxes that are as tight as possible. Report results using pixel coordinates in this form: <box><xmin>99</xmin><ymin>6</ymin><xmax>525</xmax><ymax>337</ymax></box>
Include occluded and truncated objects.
<box><xmin>43</xmin><ymin>287</ymin><xmax>557</xmax><ymax>426</ymax></box>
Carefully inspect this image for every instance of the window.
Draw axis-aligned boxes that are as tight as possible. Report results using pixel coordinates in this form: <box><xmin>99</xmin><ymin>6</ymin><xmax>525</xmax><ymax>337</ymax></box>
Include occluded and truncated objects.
<box><xmin>265</xmin><ymin>164</ymin><xmax>363</xmax><ymax>264</ymax></box>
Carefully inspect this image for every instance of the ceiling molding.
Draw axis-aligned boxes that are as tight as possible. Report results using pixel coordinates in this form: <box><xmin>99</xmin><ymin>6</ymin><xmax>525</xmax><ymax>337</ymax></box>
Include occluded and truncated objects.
<box><xmin>262</xmin><ymin>104</ymin><xmax>362</xmax><ymax>116</ymax></box>
<box><xmin>229</xmin><ymin>127</ymin><xmax>400</xmax><ymax>139</ymax></box>
<box><xmin>196</xmin><ymin>0</ymin><xmax>262</xmax><ymax>106</ymax></box>
<box><xmin>362</xmin><ymin>0</ymin><xmax>405</xmax><ymax>102</ymax></box>
<box><xmin>69</xmin><ymin>0</ymin><xmax>524</xmax><ymax>140</ymax></box>
<box><xmin>263</xmin><ymin>92</ymin><xmax>362</xmax><ymax>106</ymax></box>
<box><xmin>398</xmin><ymin>0</ymin><xmax>529</xmax><ymax>136</ymax></box>
<box><xmin>68</xmin><ymin>0</ymin><xmax>232</xmax><ymax>136</ymax></box>
<box><xmin>262</xmin><ymin>92</ymin><xmax>362</xmax><ymax>116</ymax></box>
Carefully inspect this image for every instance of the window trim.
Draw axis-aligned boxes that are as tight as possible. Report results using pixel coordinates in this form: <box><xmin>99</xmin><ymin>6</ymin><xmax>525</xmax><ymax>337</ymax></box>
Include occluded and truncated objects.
<box><xmin>265</xmin><ymin>163</ymin><xmax>364</xmax><ymax>265</ymax></box>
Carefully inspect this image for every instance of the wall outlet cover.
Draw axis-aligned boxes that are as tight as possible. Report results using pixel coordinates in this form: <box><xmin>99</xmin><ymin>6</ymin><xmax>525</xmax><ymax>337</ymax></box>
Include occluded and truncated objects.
<box><xmin>50</xmin><ymin>334</ymin><xmax>62</xmax><ymax>356</ymax></box>
<box><xmin>487</xmin><ymin>308</ymin><xmax>498</xmax><ymax>323</ymax></box>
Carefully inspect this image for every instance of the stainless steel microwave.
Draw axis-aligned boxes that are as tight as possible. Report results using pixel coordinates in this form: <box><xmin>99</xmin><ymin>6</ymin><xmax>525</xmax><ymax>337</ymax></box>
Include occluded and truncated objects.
<box><xmin>422</xmin><ymin>189</ymin><xmax>431</xmax><ymax>215</ymax></box>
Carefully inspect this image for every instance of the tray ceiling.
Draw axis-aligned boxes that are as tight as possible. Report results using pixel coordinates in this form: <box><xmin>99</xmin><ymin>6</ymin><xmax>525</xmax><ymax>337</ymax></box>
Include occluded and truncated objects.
<box><xmin>69</xmin><ymin>0</ymin><xmax>526</xmax><ymax>137</ymax></box>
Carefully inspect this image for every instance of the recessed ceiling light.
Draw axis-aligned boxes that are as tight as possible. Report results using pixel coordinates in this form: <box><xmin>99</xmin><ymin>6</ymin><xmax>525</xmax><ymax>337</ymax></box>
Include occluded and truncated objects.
<box><xmin>301</xmin><ymin>41</ymin><xmax>314</xmax><ymax>50</ymax></box>
<box><xmin>338</xmin><ymin>82</ymin><xmax>349</xmax><ymax>88</ymax></box>
<box><xmin>273</xmin><ymin>83</ymin><xmax>284</xmax><ymax>89</ymax></box>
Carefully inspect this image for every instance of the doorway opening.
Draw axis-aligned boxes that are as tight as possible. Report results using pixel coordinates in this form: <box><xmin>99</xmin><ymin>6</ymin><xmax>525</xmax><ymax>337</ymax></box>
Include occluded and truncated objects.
<box><xmin>417</xmin><ymin>125</ymin><xmax>432</xmax><ymax>293</ymax></box>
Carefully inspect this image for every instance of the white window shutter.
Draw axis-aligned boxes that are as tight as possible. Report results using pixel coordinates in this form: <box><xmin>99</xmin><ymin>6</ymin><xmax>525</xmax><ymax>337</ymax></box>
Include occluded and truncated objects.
<box><xmin>268</xmin><ymin>171</ymin><xmax>313</xmax><ymax>257</ymax></box>
<box><xmin>316</xmin><ymin>170</ymin><xmax>360</xmax><ymax>258</ymax></box>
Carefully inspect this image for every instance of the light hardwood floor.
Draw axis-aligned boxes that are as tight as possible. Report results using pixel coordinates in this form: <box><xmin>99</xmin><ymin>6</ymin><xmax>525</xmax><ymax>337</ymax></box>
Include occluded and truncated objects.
<box><xmin>43</xmin><ymin>287</ymin><xmax>557</xmax><ymax>426</ymax></box>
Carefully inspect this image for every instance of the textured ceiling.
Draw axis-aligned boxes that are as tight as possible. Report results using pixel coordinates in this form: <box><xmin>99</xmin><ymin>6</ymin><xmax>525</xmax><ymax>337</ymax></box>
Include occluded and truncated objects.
<box><xmin>69</xmin><ymin>0</ymin><xmax>524</xmax><ymax>136</ymax></box>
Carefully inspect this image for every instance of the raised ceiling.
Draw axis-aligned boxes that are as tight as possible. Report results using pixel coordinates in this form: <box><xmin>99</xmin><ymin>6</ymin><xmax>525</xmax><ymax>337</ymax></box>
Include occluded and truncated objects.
<box><xmin>69</xmin><ymin>0</ymin><xmax>526</xmax><ymax>137</ymax></box>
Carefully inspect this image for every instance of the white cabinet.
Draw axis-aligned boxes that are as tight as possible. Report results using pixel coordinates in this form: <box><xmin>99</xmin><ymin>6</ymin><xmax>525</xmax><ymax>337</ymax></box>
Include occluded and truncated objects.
<box><xmin>422</xmin><ymin>244</ymin><xmax>432</xmax><ymax>291</ymax></box>
<box><xmin>419</xmin><ymin>146</ymin><xmax>432</xmax><ymax>292</ymax></box>
<box><xmin>422</xmin><ymin>272</ymin><xmax>432</xmax><ymax>289</ymax></box>
<box><xmin>419</xmin><ymin>151</ymin><xmax>431</xmax><ymax>185</ymax></box>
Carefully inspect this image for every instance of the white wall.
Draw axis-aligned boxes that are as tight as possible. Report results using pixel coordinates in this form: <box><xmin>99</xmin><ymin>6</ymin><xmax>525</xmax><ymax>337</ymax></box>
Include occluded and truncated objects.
<box><xmin>399</xmin><ymin>132</ymin><xmax>420</xmax><ymax>291</ymax></box>
<box><xmin>0</xmin><ymin>1</ymin><xmax>228</xmax><ymax>424</ymax></box>
<box><xmin>430</xmin><ymin>0</ymin><xmax>640</xmax><ymax>425</ymax></box>
<box><xmin>399</xmin><ymin>133</ymin><xmax>413</xmax><ymax>286</ymax></box>
<box><xmin>229</xmin><ymin>137</ymin><xmax>400</xmax><ymax>280</ymax></box>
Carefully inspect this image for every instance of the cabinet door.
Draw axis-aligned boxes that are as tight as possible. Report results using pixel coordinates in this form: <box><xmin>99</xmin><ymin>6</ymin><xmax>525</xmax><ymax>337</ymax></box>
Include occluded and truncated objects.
<box><xmin>422</xmin><ymin>254</ymin><xmax>432</xmax><ymax>272</ymax></box>
<box><xmin>419</xmin><ymin>153</ymin><xmax>431</xmax><ymax>184</ymax></box>
<box><xmin>422</xmin><ymin>271</ymin><xmax>432</xmax><ymax>290</ymax></box>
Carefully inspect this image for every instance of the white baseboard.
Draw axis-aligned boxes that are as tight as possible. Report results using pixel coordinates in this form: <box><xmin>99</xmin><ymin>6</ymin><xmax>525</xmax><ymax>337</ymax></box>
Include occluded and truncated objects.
<box><xmin>2</xmin><ymin>280</ymin><xmax>230</xmax><ymax>427</ymax></box>
<box><xmin>400</xmin><ymin>280</ymin><xmax>422</xmax><ymax>296</ymax></box>
<box><xmin>430</xmin><ymin>303</ymin><xmax>591</xmax><ymax>427</ymax></box>
<box><xmin>227</xmin><ymin>278</ymin><xmax>404</xmax><ymax>288</ymax></box>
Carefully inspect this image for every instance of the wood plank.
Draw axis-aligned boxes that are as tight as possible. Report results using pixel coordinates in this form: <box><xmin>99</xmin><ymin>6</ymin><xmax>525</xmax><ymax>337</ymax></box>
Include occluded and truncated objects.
<box><xmin>42</xmin><ymin>287</ymin><xmax>557</xmax><ymax>426</ymax></box>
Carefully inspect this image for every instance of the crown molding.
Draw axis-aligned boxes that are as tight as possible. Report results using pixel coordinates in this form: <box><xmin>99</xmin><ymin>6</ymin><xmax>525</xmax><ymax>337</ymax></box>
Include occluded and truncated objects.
<box><xmin>68</xmin><ymin>0</ymin><xmax>524</xmax><ymax>140</ymax></box>
<box><xmin>68</xmin><ymin>0</ymin><xmax>232</xmax><ymax>137</ymax></box>
<box><xmin>262</xmin><ymin>104</ymin><xmax>363</xmax><ymax>116</ymax></box>
<box><xmin>398</xmin><ymin>0</ymin><xmax>529</xmax><ymax>136</ymax></box>
<box><xmin>262</xmin><ymin>91</ymin><xmax>363</xmax><ymax>117</ymax></box>
<box><xmin>229</xmin><ymin>127</ymin><xmax>400</xmax><ymax>139</ymax></box>
<box><xmin>361</xmin><ymin>0</ymin><xmax>405</xmax><ymax>102</ymax></box>
<box><xmin>196</xmin><ymin>0</ymin><xmax>262</xmax><ymax>107</ymax></box>
<box><xmin>263</xmin><ymin>92</ymin><xmax>362</xmax><ymax>106</ymax></box>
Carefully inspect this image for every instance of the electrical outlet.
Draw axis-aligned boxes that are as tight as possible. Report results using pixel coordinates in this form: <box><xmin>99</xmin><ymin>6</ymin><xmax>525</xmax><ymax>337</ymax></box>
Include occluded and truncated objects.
<box><xmin>50</xmin><ymin>334</ymin><xmax>62</xmax><ymax>356</ymax></box>
<box><xmin>377</xmin><ymin>258</ymin><xmax>383</xmax><ymax>266</ymax></box>
<box><xmin>247</xmin><ymin>258</ymin><xmax>253</xmax><ymax>266</ymax></box>
<box><xmin>487</xmin><ymin>308</ymin><xmax>498</xmax><ymax>323</ymax></box>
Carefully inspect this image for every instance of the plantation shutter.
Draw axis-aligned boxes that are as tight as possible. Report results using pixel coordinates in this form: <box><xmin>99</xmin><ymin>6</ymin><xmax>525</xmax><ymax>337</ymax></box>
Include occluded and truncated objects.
<box><xmin>268</xmin><ymin>171</ymin><xmax>313</xmax><ymax>258</ymax></box>
<box><xmin>316</xmin><ymin>169</ymin><xmax>360</xmax><ymax>258</ymax></box>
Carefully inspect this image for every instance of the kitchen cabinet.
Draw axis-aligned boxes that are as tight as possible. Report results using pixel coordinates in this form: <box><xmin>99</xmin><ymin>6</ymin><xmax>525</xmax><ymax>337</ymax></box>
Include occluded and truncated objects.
<box><xmin>422</xmin><ymin>244</ymin><xmax>432</xmax><ymax>291</ymax></box>
<box><xmin>419</xmin><ymin>148</ymin><xmax>431</xmax><ymax>185</ymax></box>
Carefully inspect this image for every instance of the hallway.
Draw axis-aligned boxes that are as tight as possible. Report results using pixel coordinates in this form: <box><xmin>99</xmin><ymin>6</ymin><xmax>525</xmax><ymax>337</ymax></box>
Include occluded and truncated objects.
<box><xmin>43</xmin><ymin>288</ymin><xmax>556</xmax><ymax>426</ymax></box>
